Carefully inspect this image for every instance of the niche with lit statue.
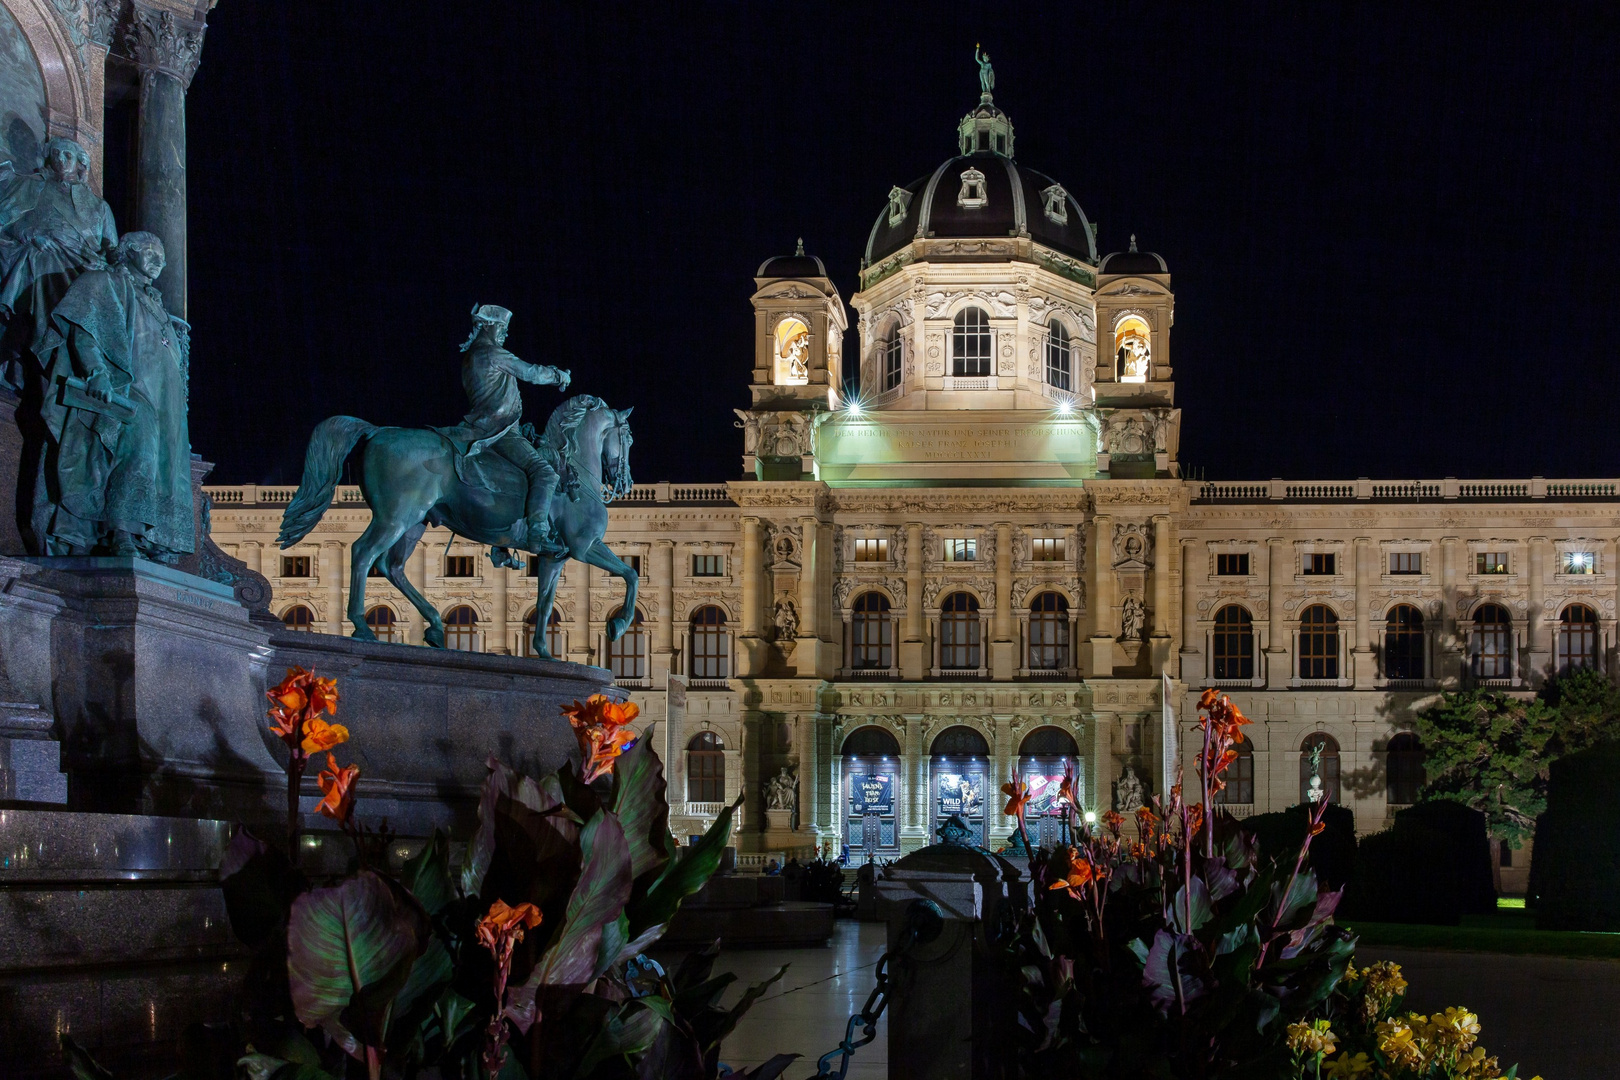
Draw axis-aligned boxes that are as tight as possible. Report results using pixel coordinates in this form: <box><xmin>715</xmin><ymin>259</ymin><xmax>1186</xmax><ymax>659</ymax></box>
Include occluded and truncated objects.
<box><xmin>1114</xmin><ymin>315</ymin><xmax>1151</xmax><ymax>383</ymax></box>
<box><xmin>774</xmin><ymin>317</ymin><xmax>811</xmax><ymax>385</ymax></box>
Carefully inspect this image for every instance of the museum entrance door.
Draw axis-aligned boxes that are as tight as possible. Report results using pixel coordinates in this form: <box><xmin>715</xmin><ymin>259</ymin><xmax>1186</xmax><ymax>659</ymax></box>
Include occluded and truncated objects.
<box><xmin>929</xmin><ymin>725</ymin><xmax>991</xmax><ymax>847</ymax></box>
<box><xmin>1019</xmin><ymin>726</ymin><xmax>1081</xmax><ymax>850</ymax></box>
<box><xmin>840</xmin><ymin>725</ymin><xmax>902</xmax><ymax>859</ymax></box>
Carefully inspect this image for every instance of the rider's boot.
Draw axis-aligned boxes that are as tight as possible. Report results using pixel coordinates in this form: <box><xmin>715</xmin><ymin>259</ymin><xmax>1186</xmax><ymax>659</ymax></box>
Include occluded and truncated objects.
<box><xmin>522</xmin><ymin>473</ymin><xmax>565</xmax><ymax>556</ymax></box>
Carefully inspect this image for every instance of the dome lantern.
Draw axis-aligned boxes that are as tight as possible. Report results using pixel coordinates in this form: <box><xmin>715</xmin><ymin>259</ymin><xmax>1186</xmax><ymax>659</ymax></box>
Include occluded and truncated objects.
<box><xmin>958</xmin><ymin>46</ymin><xmax>1014</xmax><ymax>157</ymax></box>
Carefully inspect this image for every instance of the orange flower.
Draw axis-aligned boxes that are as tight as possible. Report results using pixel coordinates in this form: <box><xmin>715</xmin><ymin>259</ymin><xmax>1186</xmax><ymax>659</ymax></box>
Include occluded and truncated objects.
<box><xmin>562</xmin><ymin>694</ymin><xmax>642</xmax><ymax>782</ymax></box>
<box><xmin>581</xmin><ymin>723</ymin><xmax>638</xmax><ymax>783</ymax></box>
<box><xmin>1199</xmin><ymin>687</ymin><xmax>1220</xmax><ymax>710</ymax></box>
<box><xmin>1001</xmin><ymin>777</ymin><xmax>1030</xmax><ymax>820</ymax></box>
<box><xmin>561</xmin><ymin>694</ymin><xmax>640</xmax><ymax>733</ymax></box>
<box><xmin>1101</xmin><ymin>809</ymin><xmax>1124</xmax><ymax>834</ymax></box>
<box><xmin>1186</xmin><ymin>804</ymin><xmax>1205</xmax><ymax>838</ymax></box>
<box><xmin>476</xmin><ymin>898</ymin><xmax>543</xmax><ymax>957</ymax></box>
<box><xmin>1049</xmin><ymin>857</ymin><xmax>1095</xmax><ymax>900</ymax></box>
<box><xmin>315</xmin><ymin>753</ymin><xmax>360</xmax><ymax>823</ymax></box>
<box><xmin>1135</xmin><ymin>805</ymin><xmax>1160</xmax><ymax>829</ymax></box>
<box><xmin>1058</xmin><ymin>763</ymin><xmax>1078</xmax><ymax>807</ymax></box>
<box><xmin>301</xmin><ymin>715</ymin><xmax>350</xmax><ymax>754</ymax></box>
<box><xmin>1129</xmin><ymin>840</ymin><xmax>1150</xmax><ymax>859</ymax></box>
<box><xmin>1308</xmin><ymin>820</ymin><xmax>1327</xmax><ymax>837</ymax></box>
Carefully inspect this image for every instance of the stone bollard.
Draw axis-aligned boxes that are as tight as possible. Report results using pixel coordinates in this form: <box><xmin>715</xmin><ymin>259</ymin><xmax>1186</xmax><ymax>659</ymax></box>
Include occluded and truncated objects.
<box><xmin>873</xmin><ymin>816</ymin><xmax>1028</xmax><ymax>1080</ymax></box>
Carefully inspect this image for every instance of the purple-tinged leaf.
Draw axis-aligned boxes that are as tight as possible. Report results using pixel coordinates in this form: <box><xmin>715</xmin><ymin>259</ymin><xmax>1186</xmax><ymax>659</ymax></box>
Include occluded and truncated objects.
<box><xmin>460</xmin><ymin>757</ymin><xmax>510</xmax><ymax>899</ymax></box>
<box><xmin>1142</xmin><ymin>930</ymin><xmax>1208</xmax><ymax>1014</ymax></box>
<box><xmin>611</xmin><ymin>723</ymin><xmax>673</xmax><ymax>881</ymax></box>
<box><xmin>528</xmin><ymin>810</ymin><xmax>634</xmax><ymax>991</ymax></box>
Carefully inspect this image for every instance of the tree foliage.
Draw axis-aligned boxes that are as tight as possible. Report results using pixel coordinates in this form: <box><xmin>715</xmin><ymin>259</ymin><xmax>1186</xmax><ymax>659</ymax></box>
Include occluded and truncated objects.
<box><xmin>1413</xmin><ymin>668</ymin><xmax>1620</xmax><ymax>845</ymax></box>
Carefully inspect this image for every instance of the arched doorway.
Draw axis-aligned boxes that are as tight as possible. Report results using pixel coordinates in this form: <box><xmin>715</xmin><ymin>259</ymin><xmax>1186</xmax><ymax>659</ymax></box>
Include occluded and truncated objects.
<box><xmin>841</xmin><ymin>725</ymin><xmax>901</xmax><ymax>858</ymax></box>
<box><xmin>1018</xmin><ymin>726</ymin><xmax>1081</xmax><ymax>848</ymax></box>
<box><xmin>929</xmin><ymin>725</ymin><xmax>990</xmax><ymax>846</ymax></box>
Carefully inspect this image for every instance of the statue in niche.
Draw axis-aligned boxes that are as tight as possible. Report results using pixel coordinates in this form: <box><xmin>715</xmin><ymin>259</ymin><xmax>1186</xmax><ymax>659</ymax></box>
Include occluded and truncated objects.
<box><xmin>781</xmin><ymin>328</ymin><xmax>810</xmax><ymax>382</ymax></box>
<box><xmin>1120</xmin><ymin>595</ymin><xmax>1146</xmax><ymax>641</ymax></box>
<box><xmin>764</xmin><ymin>766</ymin><xmax>798</xmax><ymax>811</ymax></box>
<box><xmin>975</xmin><ymin>45</ymin><xmax>995</xmax><ymax>96</ymax></box>
<box><xmin>1117</xmin><ymin>328</ymin><xmax>1150</xmax><ymax>381</ymax></box>
<box><xmin>31</xmin><ymin>233</ymin><xmax>193</xmax><ymax>557</ymax></box>
<box><xmin>1114</xmin><ymin>764</ymin><xmax>1145</xmax><ymax>813</ymax></box>
<box><xmin>773</xmin><ymin>597</ymin><xmax>799</xmax><ymax>641</ymax></box>
<box><xmin>0</xmin><ymin>137</ymin><xmax>119</xmax><ymax>389</ymax></box>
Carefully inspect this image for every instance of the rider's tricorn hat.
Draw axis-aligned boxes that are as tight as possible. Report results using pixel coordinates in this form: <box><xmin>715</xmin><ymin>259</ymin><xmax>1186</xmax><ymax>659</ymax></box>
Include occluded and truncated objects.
<box><xmin>470</xmin><ymin>304</ymin><xmax>513</xmax><ymax>327</ymax></box>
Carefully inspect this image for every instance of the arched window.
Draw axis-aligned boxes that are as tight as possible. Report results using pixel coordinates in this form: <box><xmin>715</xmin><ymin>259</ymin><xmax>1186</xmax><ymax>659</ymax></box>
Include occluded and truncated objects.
<box><xmin>1558</xmin><ymin>604</ymin><xmax>1599</xmax><ymax>672</ymax></box>
<box><xmin>851</xmin><ymin>592</ymin><xmax>892</xmax><ymax>670</ymax></box>
<box><xmin>607</xmin><ymin>608</ymin><xmax>647</xmax><ymax>681</ymax></box>
<box><xmin>444</xmin><ymin>605</ymin><xmax>479</xmax><ymax>651</ymax></box>
<box><xmin>939</xmin><ymin>592</ymin><xmax>982</xmax><ymax>670</ymax></box>
<box><xmin>1298</xmin><ymin>605</ymin><xmax>1339</xmax><ymax>680</ymax></box>
<box><xmin>282</xmin><ymin>605</ymin><xmax>316</xmax><ymax>633</ymax></box>
<box><xmin>1213</xmin><ymin>736</ymin><xmax>1254</xmax><ymax>805</ymax></box>
<box><xmin>1114</xmin><ymin>314</ymin><xmax>1151</xmax><ymax>383</ymax></box>
<box><xmin>1299</xmin><ymin>733</ymin><xmax>1340</xmax><ymax>804</ymax></box>
<box><xmin>842</xmin><ymin>725</ymin><xmax>902</xmax><ymax>757</ymax></box>
<box><xmin>882</xmin><ymin>325</ymin><xmax>903</xmax><ymax>392</ymax></box>
<box><xmin>1045</xmin><ymin>321</ymin><xmax>1072</xmax><ymax>391</ymax></box>
<box><xmin>1212</xmin><ymin>605</ymin><xmax>1254</xmax><ymax>680</ymax></box>
<box><xmin>951</xmin><ymin>307</ymin><xmax>992</xmax><ymax>377</ymax></box>
<box><xmin>1384</xmin><ymin>605</ymin><xmax>1426</xmax><ymax>681</ymax></box>
<box><xmin>690</xmin><ymin>605</ymin><xmax>729</xmax><ymax>679</ymax></box>
<box><xmin>364</xmin><ymin>606</ymin><xmax>399</xmax><ymax>643</ymax></box>
<box><xmin>1028</xmin><ymin>592</ymin><xmax>1070</xmax><ymax>670</ymax></box>
<box><xmin>930</xmin><ymin>726</ymin><xmax>990</xmax><ymax>846</ymax></box>
<box><xmin>1472</xmin><ymin>603</ymin><xmax>1512</xmax><ymax>679</ymax></box>
<box><xmin>686</xmin><ymin>731</ymin><xmax>725</xmax><ymax>803</ymax></box>
<box><xmin>1387</xmin><ymin>733</ymin><xmax>1425</xmax><ymax>805</ymax></box>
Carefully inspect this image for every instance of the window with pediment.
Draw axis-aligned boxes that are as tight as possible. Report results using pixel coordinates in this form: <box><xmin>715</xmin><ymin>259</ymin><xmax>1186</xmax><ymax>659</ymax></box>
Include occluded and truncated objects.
<box><xmin>957</xmin><ymin>168</ymin><xmax>988</xmax><ymax>209</ymax></box>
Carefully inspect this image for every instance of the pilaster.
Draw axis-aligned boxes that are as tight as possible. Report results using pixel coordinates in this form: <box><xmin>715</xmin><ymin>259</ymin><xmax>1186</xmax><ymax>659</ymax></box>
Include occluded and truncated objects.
<box><xmin>1351</xmin><ymin>537</ymin><xmax>1375</xmax><ymax>687</ymax></box>
<box><xmin>990</xmin><ymin>521</ymin><xmax>1015</xmax><ymax>678</ymax></box>
<box><xmin>1087</xmin><ymin>513</ymin><xmax>1115</xmax><ymax>674</ymax></box>
<box><xmin>1149</xmin><ymin>514</ymin><xmax>1173</xmax><ymax>671</ymax></box>
<box><xmin>652</xmin><ymin>540</ymin><xmax>675</xmax><ymax>681</ymax></box>
<box><xmin>900</xmin><ymin>521</ymin><xmax>927</xmax><ymax>678</ymax></box>
<box><xmin>1179</xmin><ymin>538</ymin><xmax>1202</xmax><ymax>683</ymax></box>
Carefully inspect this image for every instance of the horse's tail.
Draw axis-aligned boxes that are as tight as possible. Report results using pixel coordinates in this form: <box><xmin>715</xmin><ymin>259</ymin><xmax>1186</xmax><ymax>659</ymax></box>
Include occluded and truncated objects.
<box><xmin>277</xmin><ymin>416</ymin><xmax>377</xmax><ymax>548</ymax></box>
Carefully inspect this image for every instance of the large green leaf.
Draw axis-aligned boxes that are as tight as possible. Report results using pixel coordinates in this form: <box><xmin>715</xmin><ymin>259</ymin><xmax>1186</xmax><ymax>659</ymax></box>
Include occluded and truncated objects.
<box><xmin>576</xmin><ymin>999</ymin><xmax>670</xmax><ymax>1076</ymax></box>
<box><xmin>59</xmin><ymin>1036</ymin><xmax>112</xmax><ymax>1080</ymax></box>
<box><xmin>626</xmin><ymin>791</ymin><xmax>741</xmax><ymax>941</ymax></box>
<box><xmin>287</xmin><ymin>870</ymin><xmax>429</xmax><ymax>1057</ymax></box>
<box><xmin>690</xmin><ymin>965</ymin><xmax>787</xmax><ymax>1060</ymax></box>
<box><xmin>386</xmin><ymin>936</ymin><xmax>452</xmax><ymax>1054</ymax></box>
<box><xmin>611</xmin><ymin>724</ymin><xmax>672</xmax><ymax>881</ymax></box>
<box><xmin>400</xmin><ymin>830</ymin><xmax>456</xmax><ymax>916</ymax></box>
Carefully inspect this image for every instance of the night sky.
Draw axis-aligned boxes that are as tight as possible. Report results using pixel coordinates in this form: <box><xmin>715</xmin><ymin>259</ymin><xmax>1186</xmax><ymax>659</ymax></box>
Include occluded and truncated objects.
<box><xmin>181</xmin><ymin>4</ymin><xmax>1620</xmax><ymax>487</ymax></box>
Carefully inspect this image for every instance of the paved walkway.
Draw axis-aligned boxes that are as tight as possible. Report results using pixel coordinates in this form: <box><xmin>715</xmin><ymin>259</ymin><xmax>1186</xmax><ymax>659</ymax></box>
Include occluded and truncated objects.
<box><xmin>663</xmin><ymin>924</ymin><xmax>1620</xmax><ymax>1079</ymax></box>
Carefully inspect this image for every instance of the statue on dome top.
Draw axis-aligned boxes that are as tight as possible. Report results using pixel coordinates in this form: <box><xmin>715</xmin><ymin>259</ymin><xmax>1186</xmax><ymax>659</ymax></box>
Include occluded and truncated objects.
<box><xmin>975</xmin><ymin>45</ymin><xmax>995</xmax><ymax>97</ymax></box>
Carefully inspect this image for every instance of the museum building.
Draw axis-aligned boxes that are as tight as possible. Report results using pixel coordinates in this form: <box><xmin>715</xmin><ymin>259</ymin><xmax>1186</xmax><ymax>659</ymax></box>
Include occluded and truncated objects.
<box><xmin>204</xmin><ymin>75</ymin><xmax>1619</xmax><ymax>887</ymax></box>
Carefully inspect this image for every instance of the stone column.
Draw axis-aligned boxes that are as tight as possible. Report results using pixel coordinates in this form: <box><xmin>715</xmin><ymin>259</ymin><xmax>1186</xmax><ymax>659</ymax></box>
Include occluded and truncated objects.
<box><xmin>901</xmin><ymin>521</ymin><xmax>926</xmax><ymax>678</ymax></box>
<box><xmin>1439</xmin><ymin>537</ymin><xmax>1462</xmax><ymax>686</ymax></box>
<box><xmin>797</xmin><ymin>514</ymin><xmax>819</xmax><ymax>642</ymax></box>
<box><xmin>903</xmin><ymin>716</ymin><xmax>926</xmax><ymax>848</ymax></box>
<box><xmin>321</xmin><ymin>541</ymin><xmax>343</xmax><ymax>634</ymax></box>
<box><xmin>240</xmin><ymin>540</ymin><xmax>262</xmax><ymax>575</ymax></box>
<box><xmin>653</xmin><ymin>540</ymin><xmax>675</xmax><ymax>681</ymax></box>
<box><xmin>1150</xmin><ymin>515</ymin><xmax>1173</xmax><ymax>670</ymax></box>
<box><xmin>1526</xmin><ymin>537</ymin><xmax>1549</xmax><ymax>683</ymax></box>
<box><xmin>126</xmin><ymin>4</ymin><xmax>209</xmax><ymax>318</ymax></box>
<box><xmin>1179</xmin><ymin>539</ymin><xmax>1202</xmax><ymax>683</ymax></box>
<box><xmin>1352</xmin><ymin>537</ymin><xmax>1374</xmax><ymax>687</ymax></box>
<box><xmin>796</xmin><ymin>712</ymin><xmax>819</xmax><ymax>839</ymax></box>
<box><xmin>1087</xmin><ymin>514</ymin><xmax>1114</xmax><ymax>675</ymax></box>
<box><xmin>491</xmin><ymin>562</ymin><xmax>509</xmax><ymax>654</ymax></box>
<box><xmin>1267</xmin><ymin>537</ymin><xmax>1291</xmax><ymax>684</ymax></box>
<box><xmin>991</xmin><ymin>522</ymin><xmax>1015</xmax><ymax>678</ymax></box>
<box><xmin>739</xmin><ymin>517</ymin><xmax>763</xmax><ymax>676</ymax></box>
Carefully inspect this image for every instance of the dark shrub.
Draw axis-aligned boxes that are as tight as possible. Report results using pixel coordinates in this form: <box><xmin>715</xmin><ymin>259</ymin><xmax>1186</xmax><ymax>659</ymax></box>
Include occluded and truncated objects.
<box><xmin>1392</xmin><ymin>801</ymin><xmax>1496</xmax><ymax>914</ymax></box>
<box><xmin>1341</xmin><ymin>822</ymin><xmax>1463</xmax><ymax>924</ymax></box>
<box><xmin>1531</xmin><ymin>740</ymin><xmax>1620</xmax><ymax>931</ymax></box>
<box><xmin>1239</xmin><ymin>801</ymin><xmax>1357</xmax><ymax>888</ymax></box>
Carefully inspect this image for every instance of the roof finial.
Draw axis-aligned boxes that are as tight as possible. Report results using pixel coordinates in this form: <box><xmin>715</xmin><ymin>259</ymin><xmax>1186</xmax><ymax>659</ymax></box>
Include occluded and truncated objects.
<box><xmin>975</xmin><ymin>44</ymin><xmax>995</xmax><ymax>101</ymax></box>
<box><xmin>795</xmin><ymin>237</ymin><xmax>805</xmax><ymax>256</ymax></box>
<box><xmin>1129</xmin><ymin>233</ymin><xmax>1138</xmax><ymax>252</ymax></box>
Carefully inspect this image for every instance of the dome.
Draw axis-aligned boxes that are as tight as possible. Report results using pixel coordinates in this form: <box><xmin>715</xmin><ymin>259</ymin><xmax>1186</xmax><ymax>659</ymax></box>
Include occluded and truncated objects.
<box><xmin>1098</xmin><ymin>235</ymin><xmax>1167</xmax><ymax>275</ymax></box>
<box><xmin>863</xmin><ymin>157</ymin><xmax>1097</xmax><ymax>268</ymax></box>
<box><xmin>757</xmin><ymin>238</ymin><xmax>827</xmax><ymax>279</ymax></box>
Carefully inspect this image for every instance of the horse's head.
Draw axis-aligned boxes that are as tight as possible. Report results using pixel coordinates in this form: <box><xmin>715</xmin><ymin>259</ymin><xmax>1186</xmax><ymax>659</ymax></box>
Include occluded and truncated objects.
<box><xmin>600</xmin><ymin>406</ymin><xmax>634</xmax><ymax>501</ymax></box>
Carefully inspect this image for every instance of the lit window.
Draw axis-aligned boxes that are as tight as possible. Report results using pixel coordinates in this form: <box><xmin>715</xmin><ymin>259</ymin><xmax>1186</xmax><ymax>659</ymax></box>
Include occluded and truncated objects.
<box><xmin>951</xmin><ymin>308</ymin><xmax>992</xmax><ymax>377</ymax></box>
<box><xmin>692</xmin><ymin>554</ymin><xmax>725</xmax><ymax>577</ymax></box>
<box><xmin>690</xmin><ymin>606</ymin><xmax>729</xmax><ymax>679</ymax></box>
<box><xmin>445</xmin><ymin>555</ymin><xmax>477</xmax><ymax>578</ymax></box>
<box><xmin>1476</xmin><ymin>552</ymin><xmax>1509</xmax><ymax>575</ymax></box>
<box><xmin>1472</xmin><ymin>604</ymin><xmax>1512</xmax><ymax>679</ymax></box>
<box><xmin>281</xmin><ymin>555</ymin><xmax>311</xmax><ymax>578</ymax></box>
<box><xmin>1216</xmin><ymin>553</ymin><xmax>1249</xmax><ymax>576</ymax></box>
<box><xmin>1045</xmin><ymin>322</ymin><xmax>1072</xmax><ymax>391</ymax></box>
<box><xmin>773</xmin><ymin>316</ymin><xmax>810</xmax><ymax>386</ymax></box>
<box><xmin>1114</xmin><ymin>315</ymin><xmax>1151</xmax><ymax>383</ymax></box>
<box><xmin>1040</xmin><ymin>183</ymin><xmax>1069</xmax><ymax>225</ymax></box>
<box><xmin>854</xmin><ymin>537</ymin><xmax>889</xmax><ymax>563</ymax></box>
<box><xmin>943</xmin><ymin>537</ymin><xmax>977</xmax><ymax>562</ymax></box>
<box><xmin>1303</xmin><ymin>553</ymin><xmax>1336</xmax><ymax>576</ymax></box>
<box><xmin>1032</xmin><ymin>537</ymin><xmax>1065</xmax><ymax>562</ymax></box>
<box><xmin>1384</xmin><ymin>605</ymin><xmax>1425</xmax><ymax>681</ymax></box>
<box><xmin>939</xmin><ymin>593</ymin><xmax>981</xmax><ymax>670</ymax></box>
<box><xmin>886</xmin><ymin>185</ymin><xmax>912</xmax><ymax>228</ymax></box>
<box><xmin>364</xmin><ymin>606</ymin><xmax>399</xmax><ymax>642</ymax></box>
<box><xmin>957</xmin><ymin>168</ymin><xmax>988</xmax><ymax>209</ymax></box>
<box><xmin>1212</xmin><ymin>606</ymin><xmax>1254</xmax><ymax>680</ymax></box>
<box><xmin>1562</xmin><ymin>551</ymin><xmax>1595</xmax><ymax>575</ymax></box>
<box><xmin>281</xmin><ymin>605</ymin><xmax>316</xmax><ymax>632</ymax></box>
<box><xmin>851</xmin><ymin>592</ymin><xmax>892</xmax><ymax>670</ymax></box>
<box><xmin>444</xmin><ymin>605</ymin><xmax>479</xmax><ymax>651</ymax></box>
<box><xmin>1389</xmin><ymin>552</ymin><xmax>1421</xmax><ymax>575</ymax></box>
<box><xmin>607</xmin><ymin>608</ymin><xmax>646</xmax><ymax>681</ymax></box>
<box><xmin>883</xmin><ymin>328</ymin><xmax>903</xmax><ymax>391</ymax></box>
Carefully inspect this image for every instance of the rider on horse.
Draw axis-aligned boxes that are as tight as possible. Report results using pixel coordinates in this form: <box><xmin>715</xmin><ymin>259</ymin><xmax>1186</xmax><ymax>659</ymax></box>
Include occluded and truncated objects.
<box><xmin>432</xmin><ymin>305</ymin><xmax>570</xmax><ymax>552</ymax></box>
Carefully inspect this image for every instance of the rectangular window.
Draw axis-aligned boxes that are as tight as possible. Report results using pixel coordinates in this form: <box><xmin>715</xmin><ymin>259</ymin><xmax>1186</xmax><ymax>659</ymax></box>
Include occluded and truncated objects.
<box><xmin>1216</xmin><ymin>553</ymin><xmax>1249</xmax><ymax>577</ymax></box>
<box><xmin>943</xmin><ymin>538</ymin><xmax>977</xmax><ymax>563</ymax></box>
<box><xmin>883</xmin><ymin>334</ymin><xmax>903</xmax><ymax>391</ymax></box>
<box><xmin>1389</xmin><ymin>552</ymin><xmax>1422</xmax><ymax>575</ymax></box>
<box><xmin>620</xmin><ymin>554</ymin><xmax>641</xmax><ymax>575</ymax></box>
<box><xmin>1303</xmin><ymin>553</ymin><xmax>1336</xmax><ymax>576</ymax></box>
<box><xmin>1476</xmin><ymin>552</ymin><xmax>1509</xmax><ymax>575</ymax></box>
<box><xmin>692</xmin><ymin>554</ymin><xmax>725</xmax><ymax>577</ymax></box>
<box><xmin>445</xmin><ymin>555</ymin><xmax>477</xmax><ymax>578</ymax></box>
<box><xmin>854</xmin><ymin>537</ymin><xmax>889</xmax><ymax>563</ymax></box>
<box><xmin>281</xmin><ymin>556</ymin><xmax>311</xmax><ymax>578</ymax></box>
<box><xmin>1032</xmin><ymin>537</ymin><xmax>1065</xmax><ymax>562</ymax></box>
<box><xmin>1562</xmin><ymin>551</ymin><xmax>1596</xmax><ymax>575</ymax></box>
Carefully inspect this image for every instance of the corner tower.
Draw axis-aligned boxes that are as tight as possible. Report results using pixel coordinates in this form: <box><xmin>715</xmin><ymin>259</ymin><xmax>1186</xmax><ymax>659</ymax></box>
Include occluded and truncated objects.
<box><xmin>1093</xmin><ymin>236</ymin><xmax>1181</xmax><ymax>479</ymax></box>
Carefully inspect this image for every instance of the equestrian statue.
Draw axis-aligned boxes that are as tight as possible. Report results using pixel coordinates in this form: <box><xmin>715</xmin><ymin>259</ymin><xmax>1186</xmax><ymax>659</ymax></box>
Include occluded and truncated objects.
<box><xmin>277</xmin><ymin>304</ymin><xmax>636</xmax><ymax>658</ymax></box>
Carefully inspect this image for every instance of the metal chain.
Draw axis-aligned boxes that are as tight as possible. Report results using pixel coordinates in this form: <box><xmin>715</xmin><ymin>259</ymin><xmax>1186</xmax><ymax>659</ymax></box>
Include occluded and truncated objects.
<box><xmin>811</xmin><ymin>900</ymin><xmax>944</xmax><ymax>1080</ymax></box>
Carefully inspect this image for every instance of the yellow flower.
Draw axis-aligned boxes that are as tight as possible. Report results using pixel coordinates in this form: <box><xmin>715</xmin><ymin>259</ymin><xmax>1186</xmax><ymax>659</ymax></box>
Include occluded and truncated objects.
<box><xmin>1375</xmin><ymin>1019</ymin><xmax>1425</xmax><ymax>1070</ymax></box>
<box><xmin>1453</xmin><ymin>1047</ymin><xmax>1501</xmax><ymax>1079</ymax></box>
<box><xmin>1285</xmin><ymin>1019</ymin><xmax>1337</xmax><ymax>1058</ymax></box>
<box><xmin>1430</xmin><ymin>1006</ymin><xmax>1481</xmax><ymax>1052</ymax></box>
<box><xmin>1323</xmin><ymin>1052</ymin><xmax>1373</xmax><ymax>1079</ymax></box>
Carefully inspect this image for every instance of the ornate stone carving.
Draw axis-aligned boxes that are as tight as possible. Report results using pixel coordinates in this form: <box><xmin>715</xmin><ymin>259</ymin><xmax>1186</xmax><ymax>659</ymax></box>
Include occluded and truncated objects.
<box><xmin>1112</xmin><ymin>522</ymin><xmax>1153</xmax><ymax>566</ymax></box>
<box><xmin>1120</xmin><ymin>595</ymin><xmax>1146</xmax><ymax>641</ymax></box>
<box><xmin>126</xmin><ymin>3</ymin><xmax>206</xmax><ymax>87</ymax></box>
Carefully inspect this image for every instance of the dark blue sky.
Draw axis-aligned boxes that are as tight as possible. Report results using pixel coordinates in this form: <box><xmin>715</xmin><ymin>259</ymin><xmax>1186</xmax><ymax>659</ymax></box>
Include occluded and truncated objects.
<box><xmin>183</xmin><ymin>3</ymin><xmax>1620</xmax><ymax>486</ymax></box>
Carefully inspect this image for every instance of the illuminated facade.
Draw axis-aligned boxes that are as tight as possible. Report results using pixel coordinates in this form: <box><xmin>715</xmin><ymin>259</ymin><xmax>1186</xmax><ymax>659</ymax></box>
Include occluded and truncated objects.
<box><xmin>207</xmin><ymin>76</ymin><xmax>1615</xmax><ymax>889</ymax></box>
